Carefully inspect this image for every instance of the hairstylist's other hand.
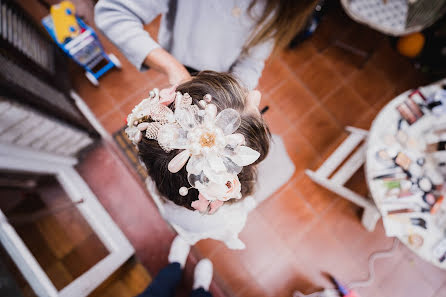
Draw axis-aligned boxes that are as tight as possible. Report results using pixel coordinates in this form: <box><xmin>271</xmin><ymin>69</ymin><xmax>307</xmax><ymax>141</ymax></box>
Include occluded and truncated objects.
<box><xmin>246</xmin><ymin>90</ymin><xmax>262</xmax><ymax>115</ymax></box>
<box><xmin>144</xmin><ymin>48</ymin><xmax>191</xmax><ymax>85</ymax></box>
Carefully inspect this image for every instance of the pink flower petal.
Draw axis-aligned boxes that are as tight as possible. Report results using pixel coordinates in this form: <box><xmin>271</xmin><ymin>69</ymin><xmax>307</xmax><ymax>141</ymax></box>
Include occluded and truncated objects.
<box><xmin>209</xmin><ymin>200</ymin><xmax>224</xmax><ymax>214</ymax></box>
<box><xmin>159</xmin><ymin>85</ymin><xmax>177</xmax><ymax>106</ymax></box>
<box><xmin>191</xmin><ymin>194</ymin><xmax>210</xmax><ymax>212</ymax></box>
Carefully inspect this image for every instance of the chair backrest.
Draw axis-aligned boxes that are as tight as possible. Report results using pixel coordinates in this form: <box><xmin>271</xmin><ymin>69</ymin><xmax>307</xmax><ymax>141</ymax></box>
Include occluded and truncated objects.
<box><xmin>315</xmin><ymin>127</ymin><xmax>368</xmax><ymax>184</ymax></box>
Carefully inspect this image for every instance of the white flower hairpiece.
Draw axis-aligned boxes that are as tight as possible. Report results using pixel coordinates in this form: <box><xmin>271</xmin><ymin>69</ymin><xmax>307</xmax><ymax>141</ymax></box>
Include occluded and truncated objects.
<box><xmin>125</xmin><ymin>86</ymin><xmax>260</xmax><ymax>214</ymax></box>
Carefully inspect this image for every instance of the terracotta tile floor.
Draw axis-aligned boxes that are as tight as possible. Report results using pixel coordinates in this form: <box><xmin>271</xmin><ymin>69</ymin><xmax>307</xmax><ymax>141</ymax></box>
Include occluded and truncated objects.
<box><xmin>63</xmin><ymin>1</ymin><xmax>446</xmax><ymax>297</ymax></box>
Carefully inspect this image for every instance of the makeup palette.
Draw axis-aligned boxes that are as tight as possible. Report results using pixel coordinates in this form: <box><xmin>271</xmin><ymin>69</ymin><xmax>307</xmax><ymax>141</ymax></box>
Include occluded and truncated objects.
<box><xmin>397</xmin><ymin>98</ymin><xmax>424</xmax><ymax>125</ymax></box>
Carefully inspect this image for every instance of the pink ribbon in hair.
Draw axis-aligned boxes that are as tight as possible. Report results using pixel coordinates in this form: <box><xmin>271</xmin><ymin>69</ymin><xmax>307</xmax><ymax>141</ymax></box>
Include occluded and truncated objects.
<box><xmin>158</xmin><ymin>85</ymin><xmax>177</xmax><ymax>106</ymax></box>
<box><xmin>191</xmin><ymin>194</ymin><xmax>224</xmax><ymax>214</ymax></box>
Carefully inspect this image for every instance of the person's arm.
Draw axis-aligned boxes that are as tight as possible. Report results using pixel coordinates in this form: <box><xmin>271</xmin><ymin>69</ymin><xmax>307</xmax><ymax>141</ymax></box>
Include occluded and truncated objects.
<box><xmin>94</xmin><ymin>0</ymin><xmax>190</xmax><ymax>84</ymax></box>
<box><xmin>229</xmin><ymin>39</ymin><xmax>275</xmax><ymax>90</ymax></box>
<box><xmin>144</xmin><ymin>48</ymin><xmax>191</xmax><ymax>85</ymax></box>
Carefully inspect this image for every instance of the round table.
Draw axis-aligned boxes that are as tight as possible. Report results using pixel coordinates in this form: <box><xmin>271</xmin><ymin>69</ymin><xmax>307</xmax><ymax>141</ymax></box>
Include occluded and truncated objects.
<box><xmin>365</xmin><ymin>79</ymin><xmax>446</xmax><ymax>269</ymax></box>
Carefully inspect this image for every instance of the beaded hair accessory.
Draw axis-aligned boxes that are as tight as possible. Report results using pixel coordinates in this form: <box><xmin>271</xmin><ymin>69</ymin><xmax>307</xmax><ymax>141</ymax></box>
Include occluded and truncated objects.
<box><xmin>125</xmin><ymin>86</ymin><xmax>260</xmax><ymax>214</ymax></box>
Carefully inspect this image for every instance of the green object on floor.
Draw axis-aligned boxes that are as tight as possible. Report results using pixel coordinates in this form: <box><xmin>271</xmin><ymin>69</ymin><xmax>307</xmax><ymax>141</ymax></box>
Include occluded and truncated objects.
<box><xmin>384</xmin><ymin>180</ymin><xmax>401</xmax><ymax>189</ymax></box>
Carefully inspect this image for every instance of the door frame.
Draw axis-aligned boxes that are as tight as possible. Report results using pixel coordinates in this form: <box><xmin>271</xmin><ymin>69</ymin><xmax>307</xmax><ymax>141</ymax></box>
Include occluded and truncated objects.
<box><xmin>0</xmin><ymin>143</ymin><xmax>134</xmax><ymax>297</ymax></box>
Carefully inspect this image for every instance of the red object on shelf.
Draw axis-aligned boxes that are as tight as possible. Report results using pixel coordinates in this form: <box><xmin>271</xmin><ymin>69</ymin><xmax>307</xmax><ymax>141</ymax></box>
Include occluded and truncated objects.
<box><xmin>409</xmin><ymin>89</ymin><xmax>427</xmax><ymax>101</ymax></box>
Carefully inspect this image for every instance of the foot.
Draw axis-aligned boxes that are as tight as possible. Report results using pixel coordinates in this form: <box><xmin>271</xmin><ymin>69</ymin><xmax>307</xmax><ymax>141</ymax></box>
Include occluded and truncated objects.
<box><xmin>192</xmin><ymin>258</ymin><xmax>213</xmax><ymax>291</ymax></box>
<box><xmin>168</xmin><ymin>235</ymin><xmax>190</xmax><ymax>268</ymax></box>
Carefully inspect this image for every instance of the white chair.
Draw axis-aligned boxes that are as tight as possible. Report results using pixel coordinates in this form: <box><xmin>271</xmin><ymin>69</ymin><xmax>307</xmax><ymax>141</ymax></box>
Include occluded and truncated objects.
<box><xmin>305</xmin><ymin>126</ymin><xmax>381</xmax><ymax>231</ymax></box>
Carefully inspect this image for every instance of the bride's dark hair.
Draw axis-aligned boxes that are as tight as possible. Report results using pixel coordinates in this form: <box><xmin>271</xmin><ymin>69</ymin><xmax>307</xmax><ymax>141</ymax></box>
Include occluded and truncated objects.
<box><xmin>138</xmin><ymin>71</ymin><xmax>270</xmax><ymax>209</ymax></box>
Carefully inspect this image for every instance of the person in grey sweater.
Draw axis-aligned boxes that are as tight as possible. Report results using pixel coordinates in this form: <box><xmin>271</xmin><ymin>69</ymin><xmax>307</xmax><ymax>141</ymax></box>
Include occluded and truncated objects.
<box><xmin>94</xmin><ymin>0</ymin><xmax>318</xmax><ymax>90</ymax></box>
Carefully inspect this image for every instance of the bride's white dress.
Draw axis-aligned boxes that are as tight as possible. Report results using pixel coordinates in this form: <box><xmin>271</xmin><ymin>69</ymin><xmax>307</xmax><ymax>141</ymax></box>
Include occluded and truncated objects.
<box><xmin>145</xmin><ymin>135</ymin><xmax>295</xmax><ymax>249</ymax></box>
<box><xmin>146</xmin><ymin>178</ymin><xmax>255</xmax><ymax>249</ymax></box>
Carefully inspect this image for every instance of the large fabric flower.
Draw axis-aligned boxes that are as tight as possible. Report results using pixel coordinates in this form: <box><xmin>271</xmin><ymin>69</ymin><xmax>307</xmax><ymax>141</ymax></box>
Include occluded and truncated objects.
<box><xmin>159</xmin><ymin>95</ymin><xmax>260</xmax><ymax>206</ymax></box>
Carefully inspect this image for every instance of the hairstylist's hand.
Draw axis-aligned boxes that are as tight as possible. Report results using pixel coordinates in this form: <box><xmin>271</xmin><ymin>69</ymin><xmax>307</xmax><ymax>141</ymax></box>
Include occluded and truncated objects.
<box><xmin>167</xmin><ymin>65</ymin><xmax>191</xmax><ymax>85</ymax></box>
<box><xmin>144</xmin><ymin>48</ymin><xmax>191</xmax><ymax>85</ymax></box>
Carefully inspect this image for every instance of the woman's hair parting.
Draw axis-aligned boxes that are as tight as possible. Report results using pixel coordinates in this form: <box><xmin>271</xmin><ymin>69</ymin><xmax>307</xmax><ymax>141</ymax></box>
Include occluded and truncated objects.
<box><xmin>137</xmin><ymin>71</ymin><xmax>271</xmax><ymax>209</ymax></box>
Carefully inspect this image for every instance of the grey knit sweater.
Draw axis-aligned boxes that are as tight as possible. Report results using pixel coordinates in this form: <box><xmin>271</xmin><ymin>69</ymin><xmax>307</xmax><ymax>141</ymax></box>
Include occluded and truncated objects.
<box><xmin>94</xmin><ymin>0</ymin><xmax>273</xmax><ymax>89</ymax></box>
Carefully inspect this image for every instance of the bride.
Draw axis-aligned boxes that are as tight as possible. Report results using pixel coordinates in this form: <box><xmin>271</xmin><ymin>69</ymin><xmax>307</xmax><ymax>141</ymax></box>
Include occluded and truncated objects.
<box><xmin>126</xmin><ymin>71</ymin><xmax>272</xmax><ymax>249</ymax></box>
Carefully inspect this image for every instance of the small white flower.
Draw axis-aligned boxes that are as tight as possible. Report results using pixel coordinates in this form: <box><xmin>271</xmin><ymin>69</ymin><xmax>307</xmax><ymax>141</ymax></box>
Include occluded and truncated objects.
<box><xmin>126</xmin><ymin>98</ymin><xmax>153</xmax><ymax>126</ymax></box>
<box><xmin>125</xmin><ymin>91</ymin><xmax>175</xmax><ymax>144</ymax></box>
<box><xmin>125</xmin><ymin>126</ymin><xmax>140</xmax><ymax>143</ymax></box>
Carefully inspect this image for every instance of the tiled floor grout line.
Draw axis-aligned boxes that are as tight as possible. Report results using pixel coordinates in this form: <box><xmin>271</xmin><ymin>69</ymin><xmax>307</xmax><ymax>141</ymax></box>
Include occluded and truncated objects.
<box><xmin>269</xmin><ymin>89</ymin><xmax>319</xmax><ymax>129</ymax></box>
<box><xmin>277</xmin><ymin>55</ymin><xmax>320</xmax><ymax>102</ymax></box>
<box><xmin>279</xmin><ymin>113</ymin><xmax>337</xmax><ymax>173</ymax></box>
<box><xmin>301</xmin><ymin>98</ymin><xmax>345</xmax><ymax>143</ymax></box>
<box><xmin>287</xmin><ymin>126</ymin><xmax>322</xmax><ymax>163</ymax></box>
<box><xmin>299</xmin><ymin>49</ymin><xmax>348</xmax><ymax>103</ymax></box>
<box><xmin>345</xmin><ymin>77</ymin><xmax>379</xmax><ymax>109</ymax></box>
<box><xmin>279</xmin><ymin>125</ymin><xmax>295</xmax><ymax>138</ymax></box>
<box><xmin>287</xmin><ymin>212</ymin><xmax>326</xmax><ymax>253</ymax></box>
<box><xmin>291</xmin><ymin>170</ymin><xmax>340</xmax><ymax>218</ymax></box>
<box><xmin>371</xmin><ymin>91</ymin><xmax>395</xmax><ymax>112</ymax></box>
<box><xmin>319</xmin><ymin>48</ymin><xmax>356</xmax><ymax>85</ymax></box>
<box><xmin>317</xmin><ymin>42</ymin><xmax>396</xmax><ymax>110</ymax></box>
<box><xmin>430</xmin><ymin>281</ymin><xmax>446</xmax><ymax>297</ymax></box>
<box><xmin>266</xmin><ymin>78</ymin><xmax>287</xmax><ymax>96</ymax></box>
<box><xmin>345</xmin><ymin>60</ymin><xmax>412</xmax><ymax>112</ymax></box>
<box><xmin>318</xmin><ymin>61</ymin><xmax>369</xmax><ymax>108</ymax></box>
<box><xmin>321</xmin><ymin>45</ymin><xmax>368</xmax><ymax>85</ymax></box>
<box><xmin>285</xmin><ymin>42</ymin><xmax>319</xmax><ymax>73</ymax></box>
<box><xmin>417</xmin><ymin>267</ymin><xmax>445</xmax><ymax>295</ymax></box>
<box><xmin>369</xmin><ymin>54</ymin><xmax>411</xmax><ymax>84</ymax></box>
<box><xmin>114</xmin><ymin>75</ymin><xmax>165</xmax><ymax>110</ymax></box>
<box><xmin>96</xmin><ymin>74</ymin><xmax>165</xmax><ymax>123</ymax></box>
<box><xmin>352</xmin><ymin>108</ymin><xmax>377</xmax><ymax>129</ymax></box>
<box><xmin>259</xmin><ymin>66</ymin><xmax>288</xmax><ymax>97</ymax></box>
<box><xmin>429</xmin><ymin>287</ymin><xmax>441</xmax><ymax>297</ymax></box>
<box><xmin>292</xmin><ymin>103</ymin><xmax>319</xmax><ymax>127</ymax></box>
<box><xmin>290</xmin><ymin>182</ymin><xmax>319</xmax><ymax>217</ymax></box>
<box><xmin>204</xmin><ymin>264</ymin><xmax>240</xmax><ymax>297</ymax></box>
<box><xmin>260</xmin><ymin>177</ymin><xmax>316</xmax><ymax>218</ymax></box>
<box><xmin>233</xmin><ymin>218</ymin><xmax>296</xmax><ymax>297</ymax></box>
<box><xmin>320</xmin><ymin>84</ymin><xmax>370</xmax><ymax>131</ymax></box>
<box><xmin>98</xmin><ymin>105</ymin><xmax>122</xmax><ymax>121</ymax></box>
<box><xmin>97</xmin><ymin>108</ymin><xmax>114</xmax><ymax>122</ymax></box>
<box><xmin>89</xmin><ymin>78</ymin><xmax>132</xmax><ymax>121</ymax></box>
<box><xmin>318</xmin><ymin>81</ymin><xmax>344</xmax><ymax>103</ymax></box>
<box><xmin>262</xmin><ymin>98</ymin><xmax>294</xmax><ymax>131</ymax></box>
<box><xmin>194</xmin><ymin>243</ymin><xmax>222</xmax><ymax>262</ymax></box>
<box><xmin>100</xmin><ymin>110</ymin><xmax>127</xmax><ymax>130</ymax></box>
<box><xmin>84</xmin><ymin>86</ymin><xmax>120</xmax><ymax>122</ymax></box>
<box><xmin>374</xmin><ymin>255</ymin><xmax>408</xmax><ymax>296</ymax></box>
<box><xmin>277</xmin><ymin>54</ymin><xmax>348</xmax><ymax>134</ymax></box>
<box><xmin>280</xmin><ymin>60</ymin><xmax>332</xmax><ymax>126</ymax></box>
<box><xmin>235</xmin><ymin>277</ymin><xmax>271</xmax><ymax>297</ymax></box>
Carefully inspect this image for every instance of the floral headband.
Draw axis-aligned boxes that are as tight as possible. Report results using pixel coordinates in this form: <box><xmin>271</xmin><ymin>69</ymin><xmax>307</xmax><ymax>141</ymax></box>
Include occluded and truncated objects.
<box><xmin>125</xmin><ymin>86</ymin><xmax>260</xmax><ymax>214</ymax></box>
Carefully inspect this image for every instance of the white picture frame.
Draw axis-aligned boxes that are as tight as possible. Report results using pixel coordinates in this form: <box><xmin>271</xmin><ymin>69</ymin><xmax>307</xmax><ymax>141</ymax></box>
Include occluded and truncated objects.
<box><xmin>0</xmin><ymin>143</ymin><xmax>135</xmax><ymax>297</ymax></box>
